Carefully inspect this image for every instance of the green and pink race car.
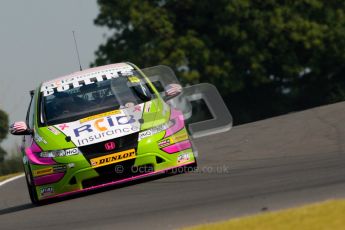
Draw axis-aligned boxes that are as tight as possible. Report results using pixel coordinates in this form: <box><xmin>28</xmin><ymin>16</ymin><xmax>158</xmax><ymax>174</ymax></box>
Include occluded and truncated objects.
<box><xmin>10</xmin><ymin>62</ymin><xmax>232</xmax><ymax>204</ymax></box>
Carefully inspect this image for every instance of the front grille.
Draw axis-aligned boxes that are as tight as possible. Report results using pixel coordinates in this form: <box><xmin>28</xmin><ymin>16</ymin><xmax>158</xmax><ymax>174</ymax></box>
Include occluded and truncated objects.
<box><xmin>79</xmin><ymin>132</ymin><xmax>143</xmax><ymax>189</ymax></box>
<box><xmin>81</xmin><ymin>160</ymin><xmax>154</xmax><ymax>189</ymax></box>
<box><xmin>82</xmin><ymin>159</ymin><xmax>136</xmax><ymax>188</ymax></box>
<box><xmin>79</xmin><ymin>132</ymin><xmax>139</xmax><ymax>159</ymax></box>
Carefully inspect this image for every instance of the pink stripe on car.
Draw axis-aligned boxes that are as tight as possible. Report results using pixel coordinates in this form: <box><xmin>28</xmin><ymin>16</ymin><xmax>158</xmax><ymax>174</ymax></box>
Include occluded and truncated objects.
<box><xmin>162</xmin><ymin>140</ymin><xmax>192</xmax><ymax>154</ymax></box>
<box><xmin>26</xmin><ymin>142</ymin><xmax>56</xmax><ymax>165</ymax></box>
<box><xmin>165</xmin><ymin>109</ymin><xmax>185</xmax><ymax>137</ymax></box>
<box><xmin>34</xmin><ymin>173</ymin><xmax>65</xmax><ymax>186</ymax></box>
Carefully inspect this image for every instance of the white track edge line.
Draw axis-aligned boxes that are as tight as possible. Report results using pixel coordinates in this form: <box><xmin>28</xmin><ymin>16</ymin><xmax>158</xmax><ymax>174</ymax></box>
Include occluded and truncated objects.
<box><xmin>0</xmin><ymin>174</ymin><xmax>25</xmax><ymax>187</ymax></box>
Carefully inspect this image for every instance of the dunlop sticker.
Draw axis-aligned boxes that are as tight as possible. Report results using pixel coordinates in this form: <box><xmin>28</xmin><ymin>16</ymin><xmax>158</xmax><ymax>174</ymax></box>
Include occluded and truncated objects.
<box><xmin>90</xmin><ymin>149</ymin><xmax>136</xmax><ymax>168</ymax></box>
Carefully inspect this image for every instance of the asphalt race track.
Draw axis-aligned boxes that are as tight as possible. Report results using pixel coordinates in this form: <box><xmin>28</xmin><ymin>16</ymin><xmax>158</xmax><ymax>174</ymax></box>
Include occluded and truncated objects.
<box><xmin>1</xmin><ymin>102</ymin><xmax>345</xmax><ymax>230</ymax></box>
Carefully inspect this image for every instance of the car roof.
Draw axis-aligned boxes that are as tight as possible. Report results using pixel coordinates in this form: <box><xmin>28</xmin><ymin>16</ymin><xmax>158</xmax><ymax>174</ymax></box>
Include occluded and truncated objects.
<box><xmin>41</xmin><ymin>62</ymin><xmax>133</xmax><ymax>87</ymax></box>
<box><xmin>39</xmin><ymin>62</ymin><xmax>135</xmax><ymax>96</ymax></box>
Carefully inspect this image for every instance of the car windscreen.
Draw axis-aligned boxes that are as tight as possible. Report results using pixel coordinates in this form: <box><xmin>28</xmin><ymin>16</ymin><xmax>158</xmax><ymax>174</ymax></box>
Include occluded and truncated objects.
<box><xmin>40</xmin><ymin>72</ymin><xmax>154</xmax><ymax>126</ymax></box>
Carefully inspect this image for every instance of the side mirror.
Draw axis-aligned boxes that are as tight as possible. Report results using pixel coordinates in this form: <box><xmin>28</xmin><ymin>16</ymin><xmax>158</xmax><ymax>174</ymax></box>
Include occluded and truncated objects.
<box><xmin>163</xmin><ymin>83</ymin><xmax>182</xmax><ymax>101</ymax></box>
<box><xmin>10</xmin><ymin>121</ymin><xmax>33</xmax><ymax>136</ymax></box>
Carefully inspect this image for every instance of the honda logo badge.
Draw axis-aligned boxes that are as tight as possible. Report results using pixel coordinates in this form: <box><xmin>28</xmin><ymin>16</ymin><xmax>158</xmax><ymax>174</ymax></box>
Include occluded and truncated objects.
<box><xmin>104</xmin><ymin>141</ymin><xmax>116</xmax><ymax>151</ymax></box>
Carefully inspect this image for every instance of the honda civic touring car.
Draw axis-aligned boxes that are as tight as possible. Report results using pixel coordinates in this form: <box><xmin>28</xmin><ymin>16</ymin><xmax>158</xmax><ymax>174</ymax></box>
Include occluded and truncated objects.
<box><xmin>11</xmin><ymin>62</ymin><xmax>232</xmax><ymax>204</ymax></box>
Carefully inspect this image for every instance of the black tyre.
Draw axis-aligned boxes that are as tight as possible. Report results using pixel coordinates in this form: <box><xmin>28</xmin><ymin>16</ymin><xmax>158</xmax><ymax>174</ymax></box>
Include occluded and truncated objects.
<box><xmin>24</xmin><ymin>167</ymin><xmax>41</xmax><ymax>205</ymax></box>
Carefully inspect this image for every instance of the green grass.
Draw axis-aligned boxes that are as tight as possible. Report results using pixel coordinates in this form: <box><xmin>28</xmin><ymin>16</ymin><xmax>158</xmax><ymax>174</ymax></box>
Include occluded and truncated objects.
<box><xmin>183</xmin><ymin>200</ymin><xmax>345</xmax><ymax>230</ymax></box>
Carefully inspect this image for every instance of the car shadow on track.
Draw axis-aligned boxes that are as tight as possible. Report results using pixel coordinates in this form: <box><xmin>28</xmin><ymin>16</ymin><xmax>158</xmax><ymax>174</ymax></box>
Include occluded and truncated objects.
<box><xmin>48</xmin><ymin>168</ymin><xmax>192</xmax><ymax>205</ymax></box>
<box><xmin>0</xmin><ymin>165</ymin><xmax>197</xmax><ymax>214</ymax></box>
<box><xmin>0</xmin><ymin>203</ymin><xmax>34</xmax><ymax>216</ymax></box>
<box><xmin>0</xmin><ymin>164</ymin><xmax>197</xmax><ymax>215</ymax></box>
<box><xmin>0</xmin><ymin>174</ymin><xmax>171</xmax><ymax>216</ymax></box>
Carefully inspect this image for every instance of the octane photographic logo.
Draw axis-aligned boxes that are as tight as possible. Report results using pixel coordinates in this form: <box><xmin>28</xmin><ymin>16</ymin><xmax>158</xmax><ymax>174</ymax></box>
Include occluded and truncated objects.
<box><xmin>55</xmin><ymin>104</ymin><xmax>144</xmax><ymax>147</ymax></box>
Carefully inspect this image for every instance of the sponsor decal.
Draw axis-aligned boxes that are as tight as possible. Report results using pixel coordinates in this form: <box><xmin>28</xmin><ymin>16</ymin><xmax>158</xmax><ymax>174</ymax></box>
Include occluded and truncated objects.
<box><xmin>75</xmin><ymin>125</ymin><xmax>139</xmax><ymax>146</ymax></box>
<box><xmin>144</xmin><ymin>101</ymin><xmax>152</xmax><ymax>113</ymax></box>
<box><xmin>33</xmin><ymin>167</ymin><xmax>53</xmax><ymax>177</ymax></box>
<box><xmin>90</xmin><ymin>149</ymin><xmax>136</xmax><ymax>168</ymax></box>
<box><xmin>138</xmin><ymin>130</ymin><xmax>153</xmax><ymax>141</ymax></box>
<box><xmin>172</xmin><ymin>132</ymin><xmax>188</xmax><ymax>142</ymax></box>
<box><xmin>133</xmin><ymin>105</ymin><xmax>141</xmax><ymax>112</ymax></box>
<box><xmin>41</xmin><ymin>64</ymin><xmax>134</xmax><ymax>96</ymax></box>
<box><xmin>104</xmin><ymin>141</ymin><xmax>116</xmax><ymax>151</ymax></box>
<box><xmin>128</xmin><ymin>76</ymin><xmax>140</xmax><ymax>83</ymax></box>
<box><xmin>73</xmin><ymin>115</ymin><xmax>138</xmax><ymax>146</ymax></box>
<box><xmin>55</xmin><ymin>104</ymin><xmax>144</xmax><ymax>147</ymax></box>
<box><xmin>158</xmin><ymin>139</ymin><xmax>171</xmax><ymax>148</ymax></box>
<box><xmin>177</xmin><ymin>153</ymin><xmax>191</xmax><ymax>164</ymax></box>
<box><xmin>39</xmin><ymin>151</ymin><xmax>63</xmax><ymax>158</ymax></box>
<box><xmin>67</xmin><ymin>163</ymin><xmax>75</xmax><ymax>169</ymax></box>
<box><xmin>47</xmin><ymin>126</ymin><xmax>60</xmax><ymax>135</ymax></box>
<box><xmin>65</xmin><ymin>148</ymin><xmax>79</xmax><ymax>156</ymax></box>
<box><xmin>138</xmin><ymin>120</ymin><xmax>175</xmax><ymax>142</ymax></box>
<box><xmin>59</xmin><ymin>124</ymin><xmax>69</xmax><ymax>130</ymax></box>
<box><xmin>158</xmin><ymin>132</ymin><xmax>188</xmax><ymax>148</ymax></box>
<box><xmin>40</xmin><ymin>186</ymin><xmax>54</xmax><ymax>196</ymax></box>
<box><xmin>151</xmin><ymin>121</ymin><xmax>173</xmax><ymax>133</ymax></box>
<box><xmin>53</xmin><ymin>165</ymin><xmax>67</xmax><ymax>173</ymax></box>
<box><xmin>34</xmin><ymin>134</ymin><xmax>47</xmax><ymax>144</ymax></box>
<box><xmin>39</xmin><ymin>148</ymin><xmax>79</xmax><ymax>157</ymax></box>
<box><xmin>33</xmin><ymin>165</ymin><xmax>67</xmax><ymax>177</ymax></box>
<box><xmin>80</xmin><ymin>110</ymin><xmax>121</xmax><ymax>123</ymax></box>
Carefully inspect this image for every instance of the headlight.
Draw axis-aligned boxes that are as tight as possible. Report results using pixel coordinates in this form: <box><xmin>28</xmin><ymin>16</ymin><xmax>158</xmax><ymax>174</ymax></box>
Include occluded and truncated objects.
<box><xmin>39</xmin><ymin>148</ymin><xmax>79</xmax><ymax>158</ymax></box>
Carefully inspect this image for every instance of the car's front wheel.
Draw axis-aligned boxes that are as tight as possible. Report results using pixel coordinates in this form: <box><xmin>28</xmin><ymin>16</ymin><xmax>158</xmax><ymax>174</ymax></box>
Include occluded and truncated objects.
<box><xmin>24</xmin><ymin>166</ymin><xmax>40</xmax><ymax>205</ymax></box>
